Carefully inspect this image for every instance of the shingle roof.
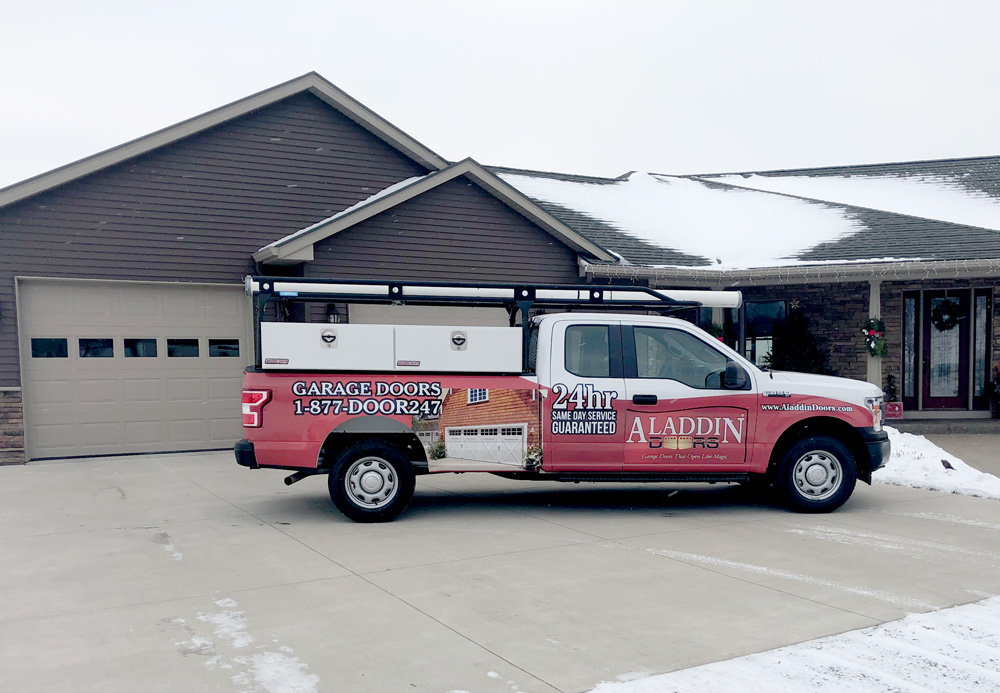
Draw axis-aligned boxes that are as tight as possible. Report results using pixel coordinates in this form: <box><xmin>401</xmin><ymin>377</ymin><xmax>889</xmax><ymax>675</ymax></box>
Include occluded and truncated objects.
<box><xmin>490</xmin><ymin>157</ymin><xmax>1000</xmax><ymax>271</ymax></box>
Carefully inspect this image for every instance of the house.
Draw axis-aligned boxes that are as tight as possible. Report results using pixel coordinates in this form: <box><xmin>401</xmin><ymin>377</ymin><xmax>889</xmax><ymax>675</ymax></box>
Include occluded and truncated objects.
<box><xmin>1</xmin><ymin>72</ymin><xmax>996</xmax><ymax>463</ymax></box>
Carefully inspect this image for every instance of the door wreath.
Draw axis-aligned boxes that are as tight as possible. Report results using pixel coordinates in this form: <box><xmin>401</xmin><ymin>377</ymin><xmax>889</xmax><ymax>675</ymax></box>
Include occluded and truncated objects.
<box><xmin>930</xmin><ymin>299</ymin><xmax>961</xmax><ymax>331</ymax></box>
<box><xmin>861</xmin><ymin>318</ymin><xmax>888</xmax><ymax>357</ymax></box>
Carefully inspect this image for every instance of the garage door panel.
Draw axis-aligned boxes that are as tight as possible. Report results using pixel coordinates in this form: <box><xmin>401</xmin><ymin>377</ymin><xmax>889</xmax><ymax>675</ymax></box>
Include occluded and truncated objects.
<box><xmin>208</xmin><ymin>376</ymin><xmax>242</xmax><ymax>401</ymax></box>
<box><xmin>169</xmin><ymin>419</ymin><xmax>207</xmax><ymax>443</ymax></box>
<box><xmin>210</xmin><ymin>417</ymin><xmax>243</xmax><ymax>442</ymax></box>
<box><xmin>32</xmin><ymin>423</ymin><xmax>76</xmax><ymax>449</ymax></box>
<box><xmin>20</xmin><ymin>280</ymin><xmax>250</xmax><ymax>459</ymax></box>
<box><xmin>124</xmin><ymin>420</ymin><xmax>165</xmax><ymax>445</ymax></box>
<box><xmin>78</xmin><ymin>379</ymin><xmax>120</xmax><ymax>404</ymax></box>
<box><xmin>79</xmin><ymin>422</ymin><xmax>121</xmax><ymax>446</ymax></box>
<box><xmin>123</xmin><ymin>379</ymin><xmax>164</xmax><ymax>402</ymax></box>
<box><xmin>166</xmin><ymin>378</ymin><xmax>204</xmax><ymax>401</ymax></box>
<box><xmin>27</xmin><ymin>380</ymin><xmax>75</xmax><ymax>406</ymax></box>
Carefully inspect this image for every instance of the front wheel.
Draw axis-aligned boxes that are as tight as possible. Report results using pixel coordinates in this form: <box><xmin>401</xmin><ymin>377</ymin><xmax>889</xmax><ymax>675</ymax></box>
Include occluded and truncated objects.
<box><xmin>777</xmin><ymin>435</ymin><xmax>857</xmax><ymax>513</ymax></box>
<box><xmin>329</xmin><ymin>440</ymin><xmax>415</xmax><ymax>522</ymax></box>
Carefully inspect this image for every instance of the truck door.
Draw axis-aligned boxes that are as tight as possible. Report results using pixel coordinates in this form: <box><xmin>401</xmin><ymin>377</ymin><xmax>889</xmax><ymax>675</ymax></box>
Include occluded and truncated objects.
<box><xmin>622</xmin><ymin>324</ymin><xmax>755</xmax><ymax>472</ymax></box>
<box><xmin>542</xmin><ymin>320</ymin><xmax>626</xmax><ymax>471</ymax></box>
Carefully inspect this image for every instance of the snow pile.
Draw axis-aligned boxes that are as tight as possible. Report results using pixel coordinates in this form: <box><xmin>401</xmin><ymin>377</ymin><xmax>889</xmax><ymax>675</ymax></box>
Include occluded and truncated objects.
<box><xmin>499</xmin><ymin>172</ymin><xmax>866</xmax><ymax>269</ymax></box>
<box><xmin>590</xmin><ymin>596</ymin><xmax>1000</xmax><ymax>692</ymax></box>
<box><xmin>875</xmin><ymin>426</ymin><xmax>1000</xmax><ymax>500</ymax></box>
<box><xmin>713</xmin><ymin>173</ymin><xmax>1000</xmax><ymax>232</ymax></box>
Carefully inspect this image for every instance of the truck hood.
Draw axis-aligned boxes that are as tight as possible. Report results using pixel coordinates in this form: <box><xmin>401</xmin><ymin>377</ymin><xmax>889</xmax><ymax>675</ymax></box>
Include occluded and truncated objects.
<box><xmin>762</xmin><ymin>370</ymin><xmax>883</xmax><ymax>406</ymax></box>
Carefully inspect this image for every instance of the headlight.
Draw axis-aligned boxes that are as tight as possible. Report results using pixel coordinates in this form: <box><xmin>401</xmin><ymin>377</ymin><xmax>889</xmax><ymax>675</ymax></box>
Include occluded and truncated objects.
<box><xmin>865</xmin><ymin>396</ymin><xmax>884</xmax><ymax>432</ymax></box>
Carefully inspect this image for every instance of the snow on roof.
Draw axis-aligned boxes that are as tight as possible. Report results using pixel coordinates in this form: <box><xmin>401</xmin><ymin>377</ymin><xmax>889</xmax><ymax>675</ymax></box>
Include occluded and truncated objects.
<box><xmin>711</xmin><ymin>173</ymin><xmax>1000</xmax><ymax>232</ymax></box>
<box><xmin>498</xmin><ymin>171</ymin><xmax>867</xmax><ymax>269</ymax></box>
<box><xmin>264</xmin><ymin>175</ymin><xmax>427</xmax><ymax>249</ymax></box>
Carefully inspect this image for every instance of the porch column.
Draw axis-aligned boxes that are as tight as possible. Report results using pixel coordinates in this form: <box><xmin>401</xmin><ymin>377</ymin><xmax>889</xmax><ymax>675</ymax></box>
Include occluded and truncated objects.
<box><xmin>867</xmin><ymin>278</ymin><xmax>882</xmax><ymax>387</ymax></box>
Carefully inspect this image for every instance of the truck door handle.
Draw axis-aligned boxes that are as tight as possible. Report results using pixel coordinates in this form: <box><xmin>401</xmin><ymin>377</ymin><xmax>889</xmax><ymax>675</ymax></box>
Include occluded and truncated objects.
<box><xmin>632</xmin><ymin>394</ymin><xmax>658</xmax><ymax>405</ymax></box>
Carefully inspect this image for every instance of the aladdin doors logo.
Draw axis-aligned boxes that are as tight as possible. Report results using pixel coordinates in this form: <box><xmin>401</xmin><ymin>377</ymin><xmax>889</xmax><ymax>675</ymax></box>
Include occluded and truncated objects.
<box><xmin>627</xmin><ymin>413</ymin><xmax>745</xmax><ymax>450</ymax></box>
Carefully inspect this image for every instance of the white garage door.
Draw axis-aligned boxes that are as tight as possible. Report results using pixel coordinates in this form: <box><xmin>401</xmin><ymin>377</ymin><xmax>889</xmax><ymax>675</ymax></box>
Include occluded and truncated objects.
<box><xmin>444</xmin><ymin>424</ymin><xmax>528</xmax><ymax>466</ymax></box>
<box><xmin>18</xmin><ymin>279</ymin><xmax>251</xmax><ymax>460</ymax></box>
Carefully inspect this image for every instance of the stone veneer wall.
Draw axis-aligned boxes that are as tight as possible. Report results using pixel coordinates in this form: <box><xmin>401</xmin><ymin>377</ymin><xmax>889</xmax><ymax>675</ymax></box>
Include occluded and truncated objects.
<box><xmin>0</xmin><ymin>388</ymin><xmax>24</xmax><ymax>464</ymax></box>
<box><xmin>739</xmin><ymin>282</ymin><xmax>870</xmax><ymax>382</ymax></box>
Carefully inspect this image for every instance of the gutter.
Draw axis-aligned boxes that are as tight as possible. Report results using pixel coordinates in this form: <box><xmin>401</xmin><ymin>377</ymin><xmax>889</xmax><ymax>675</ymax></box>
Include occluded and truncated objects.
<box><xmin>582</xmin><ymin>258</ymin><xmax>1000</xmax><ymax>288</ymax></box>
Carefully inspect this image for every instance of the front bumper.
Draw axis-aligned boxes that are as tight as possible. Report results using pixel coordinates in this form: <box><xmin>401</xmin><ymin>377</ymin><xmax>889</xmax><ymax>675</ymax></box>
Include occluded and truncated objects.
<box><xmin>858</xmin><ymin>427</ymin><xmax>890</xmax><ymax>483</ymax></box>
<box><xmin>235</xmin><ymin>439</ymin><xmax>259</xmax><ymax>469</ymax></box>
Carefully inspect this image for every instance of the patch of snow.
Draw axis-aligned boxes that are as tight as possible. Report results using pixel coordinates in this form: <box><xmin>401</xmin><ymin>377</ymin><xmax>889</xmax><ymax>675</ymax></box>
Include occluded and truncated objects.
<box><xmin>232</xmin><ymin>651</ymin><xmax>320</xmax><ymax>693</ymax></box>
<box><xmin>713</xmin><ymin>173</ymin><xmax>1000</xmax><ymax>232</ymax></box>
<box><xmin>589</xmin><ymin>596</ymin><xmax>1000</xmax><ymax>692</ymax></box>
<box><xmin>214</xmin><ymin>598</ymin><xmax>239</xmax><ymax>608</ymax></box>
<box><xmin>499</xmin><ymin>171</ymin><xmax>866</xmax><ymax>269</ymax></box>
<box><xmin>487</xmin><ymin>671</ymin><xmax>501</xmax><ymax>679</ymax></box>
<box><xmin>876</xmin><ymin>427</ymin><xmax>1000</xmax><ymax>500</ymax></box>
<box><xmin>197</xmin><ymin>608</ymin><xmax>255</xmax><ymax>649</ymax></box>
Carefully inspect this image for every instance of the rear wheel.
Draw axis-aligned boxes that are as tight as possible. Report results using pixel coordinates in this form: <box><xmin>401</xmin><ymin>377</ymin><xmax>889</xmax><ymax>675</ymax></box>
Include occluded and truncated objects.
<box><xmin>329</xmin><ymin>440</ymin><xmax>415</xmax><ymax>522</ymax></box>
<box><xmin>777</xmin><ymin>435</ymin><xmax>857</xmax><ymax>513</ymax></box>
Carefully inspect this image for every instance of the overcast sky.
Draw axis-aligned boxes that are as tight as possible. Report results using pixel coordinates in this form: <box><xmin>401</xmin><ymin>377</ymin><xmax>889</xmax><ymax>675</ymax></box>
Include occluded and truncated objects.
<box><xmin>2</xmin><ymin>1</ymin><xmax>999</xmax><ymax>189</ymax></box>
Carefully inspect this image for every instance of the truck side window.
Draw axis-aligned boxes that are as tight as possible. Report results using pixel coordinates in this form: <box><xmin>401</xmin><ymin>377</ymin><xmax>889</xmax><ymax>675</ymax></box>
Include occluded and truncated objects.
<box><xmin>565</xmin><ymin>325</ymin><xmax>611</xmax><ymax>378</ymax></box>
<box><xmin>634</xmin><ymin>327</ymin><xmax>730</xmax><ymax>389</ymax></box>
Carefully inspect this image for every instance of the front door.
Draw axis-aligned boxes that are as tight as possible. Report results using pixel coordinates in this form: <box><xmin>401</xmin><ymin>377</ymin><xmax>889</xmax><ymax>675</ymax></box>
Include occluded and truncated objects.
<box><xmin>922</xmin><ymin>292</ymin><xmax>970</xmax><ymax>409</ymax></box>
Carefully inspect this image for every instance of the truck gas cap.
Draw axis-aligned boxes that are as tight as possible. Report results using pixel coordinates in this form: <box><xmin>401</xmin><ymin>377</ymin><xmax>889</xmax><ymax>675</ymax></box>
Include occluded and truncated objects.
<box><xmin>450</xmin><ymin>331</ymin><xmax>467</xmax><ymax>350</ymax></box>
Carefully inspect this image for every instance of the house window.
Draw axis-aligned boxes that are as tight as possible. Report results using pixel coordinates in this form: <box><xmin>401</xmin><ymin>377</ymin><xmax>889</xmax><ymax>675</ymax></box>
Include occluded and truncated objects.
<box><xmin>744</xmin><ymin>300</ymin><xmax>786</xmax><ymax>367</ymax></box>
<box><xmin>468</xmin><ymin>388</ymin><xmax>489</xmax><ymax>404</ymax></box>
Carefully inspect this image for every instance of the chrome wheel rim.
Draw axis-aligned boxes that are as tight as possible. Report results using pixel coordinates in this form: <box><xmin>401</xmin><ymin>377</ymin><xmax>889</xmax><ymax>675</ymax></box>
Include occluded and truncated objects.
<box><xmin>345</xmin><ymin>456</ymin><xmax>398</xmax><ymax>508</ymax></box>
<box><xmin>792</xmin><ymin>450</ymin><xmax>842</xmax><ymax>501</ymax></box>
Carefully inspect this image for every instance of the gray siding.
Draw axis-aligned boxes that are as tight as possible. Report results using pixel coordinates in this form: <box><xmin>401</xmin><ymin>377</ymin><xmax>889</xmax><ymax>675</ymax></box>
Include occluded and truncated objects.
<box><xmin>0</xmin><ymin>92</ymin><xmax>430</xmax><ymax>387</ymax></box>
<box><xmin>306</xmin><ymin>176</ymin><xmax>582</xmax><ymax>283</ymax></box>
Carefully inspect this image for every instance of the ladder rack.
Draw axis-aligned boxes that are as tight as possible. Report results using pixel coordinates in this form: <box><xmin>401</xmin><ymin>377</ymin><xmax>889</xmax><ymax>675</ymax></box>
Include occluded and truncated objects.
<box><xmin>246</xmin><ymin>276</ymin><xmax>742</xmax><ymax>371</ymax></box>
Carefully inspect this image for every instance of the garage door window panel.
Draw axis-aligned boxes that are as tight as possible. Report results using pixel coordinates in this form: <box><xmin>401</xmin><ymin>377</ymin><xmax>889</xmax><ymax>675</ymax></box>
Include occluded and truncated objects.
<box><xmin>125</xmin><ymin>338</ymin><xmax>158</xmax><ymax>358</ymax></box>
<box><xmin>209</xmin><ymin>339</ymin><xmax>240</xmax><ymax>357</ymax></box>
<box><xmin>79</xmin><ymin>338</ymin><xmax>114</xmax><ymax>358</ymax></box>
<box><xmin>31</xmin><ymin>338</ymin><xmax>68</xmax><ymax>358</ymax></box>
<box><xmin>167</xmin><ymin>339</ymin><xmax>200</xmax><ymax>357</ymax></box>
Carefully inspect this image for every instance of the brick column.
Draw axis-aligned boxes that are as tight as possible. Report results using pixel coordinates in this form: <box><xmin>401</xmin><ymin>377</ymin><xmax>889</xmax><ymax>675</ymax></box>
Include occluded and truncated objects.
<box><xmin>0</xmin><ymin>388</ymin><xmax>25</xmax><ymax>464</ymax></box>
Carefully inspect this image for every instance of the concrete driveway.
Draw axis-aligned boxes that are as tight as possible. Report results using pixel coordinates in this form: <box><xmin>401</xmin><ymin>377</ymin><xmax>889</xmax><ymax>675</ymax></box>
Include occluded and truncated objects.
<box><xmin>2</xmin><ymin>452</ymin><xmax>1000</xmax><ymax>693</ymax></box>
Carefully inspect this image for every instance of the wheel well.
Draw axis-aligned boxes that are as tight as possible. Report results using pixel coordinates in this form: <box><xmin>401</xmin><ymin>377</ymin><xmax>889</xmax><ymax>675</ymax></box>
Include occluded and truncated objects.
<box><xmin>318</xmin><ymin>430</ymin><xmax>429</xmax><ymax>473</ymax></box>
<box><xmin>767</xmin><ymin>417</ymin><xmax>869</xmax><ymax>479</ymax></box>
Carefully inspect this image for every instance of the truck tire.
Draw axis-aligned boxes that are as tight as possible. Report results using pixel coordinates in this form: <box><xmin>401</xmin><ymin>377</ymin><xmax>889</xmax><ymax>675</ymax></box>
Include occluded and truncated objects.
<box><xmin>777</xmin><ymin>435</ymin><xmax>857</xmax><ymax>513</ymax></box>
<box><xmin>329</xmin><ymin>439</ymin><xmax>415</xmax><ymax>522</ymax></box>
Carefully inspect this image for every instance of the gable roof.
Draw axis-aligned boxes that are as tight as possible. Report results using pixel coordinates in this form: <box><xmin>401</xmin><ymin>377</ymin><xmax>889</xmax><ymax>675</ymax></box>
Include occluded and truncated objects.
<box><xmin>254</xmin><ymin>158</ymin><xmax>617</xmax><ymax>264</ymax></box>
<box><xmin>0</xmin><ymin>72</ymin><xmax>448</xmax><ymax>209</ymax></box>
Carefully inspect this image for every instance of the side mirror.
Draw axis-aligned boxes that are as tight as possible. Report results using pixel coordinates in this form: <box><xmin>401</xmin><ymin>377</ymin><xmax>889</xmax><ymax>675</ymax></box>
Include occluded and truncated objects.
<box><xmin>724</xmin><ymin>360</ymin><xmax>748</xmax><ymax>390</ymax></box>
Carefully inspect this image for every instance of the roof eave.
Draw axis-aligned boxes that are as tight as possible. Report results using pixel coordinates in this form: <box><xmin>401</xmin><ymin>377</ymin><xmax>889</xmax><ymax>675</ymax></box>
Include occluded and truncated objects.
<box><xmin>0</xmin><ymin>72</ymin><xmax>448</xmax><ymax>209</ymax></box>
<box><xmin>583</xmin><ymin>258</ymin><xmax>1000</xmax><ymax>287</ymax></box>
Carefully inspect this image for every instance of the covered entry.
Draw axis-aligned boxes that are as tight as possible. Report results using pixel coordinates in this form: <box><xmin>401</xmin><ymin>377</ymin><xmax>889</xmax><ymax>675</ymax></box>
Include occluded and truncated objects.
<box><xmin>18</xmin><ymin>279</ymin><xmax>251</xmax><ymax>459</ymax></box>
